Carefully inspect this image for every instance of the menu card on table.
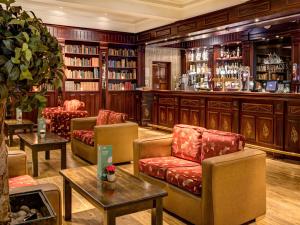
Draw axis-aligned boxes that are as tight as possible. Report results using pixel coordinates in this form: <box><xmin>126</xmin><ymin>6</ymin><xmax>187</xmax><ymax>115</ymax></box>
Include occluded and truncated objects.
<box><xmin>97</xmin><ymin>145</ymin><xmax>112</xmax><ymax>180</ymax></box>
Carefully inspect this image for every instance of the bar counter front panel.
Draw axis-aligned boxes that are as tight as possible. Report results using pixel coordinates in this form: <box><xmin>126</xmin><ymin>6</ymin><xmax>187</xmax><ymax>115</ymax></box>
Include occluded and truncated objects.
<box><xmin>141</xmin><ymin>90</ymin><xmax>300</xmax><ymax>155</ymax></box>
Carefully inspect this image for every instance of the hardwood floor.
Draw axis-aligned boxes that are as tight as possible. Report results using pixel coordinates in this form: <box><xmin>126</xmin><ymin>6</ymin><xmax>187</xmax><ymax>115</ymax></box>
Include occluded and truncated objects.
<box><xmin>8</xmin><ymin>127</ymin><xmax>300</xmax><ymax>225</ymax></box>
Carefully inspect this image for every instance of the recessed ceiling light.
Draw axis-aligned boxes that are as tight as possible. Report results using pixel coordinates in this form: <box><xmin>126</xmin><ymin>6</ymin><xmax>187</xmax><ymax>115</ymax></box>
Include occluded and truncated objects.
<box><xmin>217</xmin><ymin>27</ymin><xmax>221</xmax><ymax>30</ymax></box>
<box><xmin>255</xmin><ymin>18</ymin><xmax>259</xmax><ymax>22</ymax></box>
<box><xmin>276</xmin><ymin>35</ymin><xmax>279</xmax><ymax>38</ymax></box>
<box><xmin>164</xmin><ymin>38</ymin><xmax>168</xmax><ymax>41</ymax></box>
<box><xmin>262</xmin><ymin>37</ymin><xmax>266</xmax><ymax>40</ymax></box>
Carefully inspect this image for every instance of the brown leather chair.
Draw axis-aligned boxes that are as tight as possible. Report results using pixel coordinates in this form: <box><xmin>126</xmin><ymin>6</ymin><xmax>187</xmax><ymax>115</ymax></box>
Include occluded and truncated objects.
<box><xmin>8</xmin><ymin>150</ymin><xmax>62</xmax><ymax>225</ymax></box>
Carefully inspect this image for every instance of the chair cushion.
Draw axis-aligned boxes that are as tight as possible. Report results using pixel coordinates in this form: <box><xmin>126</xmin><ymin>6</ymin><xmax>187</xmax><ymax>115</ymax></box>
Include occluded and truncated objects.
<box><xmin>108</xmin><ymin>111</ymin><xmax>126</xmax><ymax>124</ymax></box>
<box><xmin>166</xmin><ymin>166</ymin><xmax>202</xmax><ymax>195</ymax></box>
<box><xmin>201</xmin><ymin>130</ymin><xmax>245</xmax><ymax>162</ymax></box>
<box><xmin>139</xmin><ymin>156</ymin><xmax>199</xmax><ymax>180</ymax></box>
<box><xmin>172</xmin><ymin>124</ymin><xmax>206</xmax><ymax>163</ymax></box>
<box><xmin>96</xmin><ymin>110</ymin><xmax>111</xmax><ymax>125</ymax></box>
<box><xmin>64</xmin><ymin>99</ymin><xmax>85</xmax><ymax>111</ymax></box>
<box><xmin>9</xmin><ymin>175</ymin><xmax>37</xmax><ymax>189</ymax></box>
<box><xmin>73</xmin><ymin>130</ymin><xmax>95</xmax><ymax>146</ymax></box>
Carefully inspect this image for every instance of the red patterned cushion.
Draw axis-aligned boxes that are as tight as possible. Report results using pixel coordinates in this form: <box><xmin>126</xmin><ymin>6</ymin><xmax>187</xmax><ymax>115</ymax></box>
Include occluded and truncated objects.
<box><xmin>172</xmin><ymin>124</ymin><xmax>206</xmax><ymax>163</ymax></box>
<box><xmin>64</xmin><ymin>99</ymin><xmax>85</xmax><ymax>111</ymax></box>
<box><xmin>201</xmin><ymin>130</ymin><xmax>245</xmax><ymax>162</ymax></box>
<box><xmin>96</xmin><ymin>110</ymin><xmax>111</xmax><ymax>125</ymax></box>
<box><xmin>166</xmin><ymin>166</ymin><xmax>202</xmax><ymax>195</ymax></box>
<box><xmin>139</xmin><ymin>156</ymin><xmax>200</xmax><ymax>180</ymax></box>
<box><xmin>73</xmin><ymin>130</ymin><xmax>95</xmax><ymax>146</ymax></box>
<box><xmin>9</xmin><ymin>175</ymin><xmax>37</xmax><ymax>189</ymax></box>
<box><xmin>108</xmin><ymin>112</ymin><xmax>126</xmax><ymax>124</ymax></box>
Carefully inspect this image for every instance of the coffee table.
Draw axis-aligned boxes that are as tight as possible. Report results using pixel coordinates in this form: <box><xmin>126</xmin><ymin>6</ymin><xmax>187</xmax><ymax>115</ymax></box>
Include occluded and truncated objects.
<box><xmin>60</xmin><ymin>166</ymin><xmax>167</xmax><ymax>225</ymax></box>
<box><xmin>18</xmin><ymin>132</ymin><xmax>68</xmax><ymax>177</ymax></box>
<box><xmin>4</xmin><ymin>119</ymin><xmax>34</xmax><ymax>146</ymax></box>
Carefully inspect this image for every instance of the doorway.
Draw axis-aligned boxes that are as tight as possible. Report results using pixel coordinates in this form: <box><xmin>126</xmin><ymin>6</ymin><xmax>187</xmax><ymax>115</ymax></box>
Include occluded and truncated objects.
<box><xmin>152</xmin><ymin>61</ymin><xmax>171</xmax><ymax>90</ymax></box>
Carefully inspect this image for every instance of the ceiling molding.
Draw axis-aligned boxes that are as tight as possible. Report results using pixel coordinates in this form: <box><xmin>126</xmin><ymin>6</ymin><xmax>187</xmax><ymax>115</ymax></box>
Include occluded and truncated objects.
<box><xmin>17</xmin><ymin>0</ymin><xmax>250</xmax><ymax>33</ymax></box>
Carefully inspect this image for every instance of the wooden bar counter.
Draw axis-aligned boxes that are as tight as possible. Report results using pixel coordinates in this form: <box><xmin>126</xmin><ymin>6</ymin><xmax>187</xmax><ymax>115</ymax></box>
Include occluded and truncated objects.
<box><xmin>140</xmin><ymin>90</ymin><xmax>300</xmax><ymax>155</ymax></box>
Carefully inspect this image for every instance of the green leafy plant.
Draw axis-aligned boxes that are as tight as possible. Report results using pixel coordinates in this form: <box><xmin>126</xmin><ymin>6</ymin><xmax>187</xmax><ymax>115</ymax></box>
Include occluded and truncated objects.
<box><xmin>0</xmin><ymin>0</ymin><xmax>64</xmax><ymax>111</ymax></box>
<box><xmin>0</xmin><ymin>0</ymin><xmax>63</xmax><ymax>223</ymax></box>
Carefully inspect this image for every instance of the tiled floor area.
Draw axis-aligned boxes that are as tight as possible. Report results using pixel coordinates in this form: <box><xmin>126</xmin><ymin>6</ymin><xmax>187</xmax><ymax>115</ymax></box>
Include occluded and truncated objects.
<box><xmin>8</xmin><ymin>127</ymin><xmax>300</xmax><ymax>225</ymax></box>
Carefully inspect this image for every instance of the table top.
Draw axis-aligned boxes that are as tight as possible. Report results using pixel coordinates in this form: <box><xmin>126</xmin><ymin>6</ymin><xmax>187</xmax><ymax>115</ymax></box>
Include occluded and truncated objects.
<box><xmin>4</xmin><ymin>119</ymin><xmax>34</xmax><ymax>126</ymax></box>
<box><xmin>60</xmin><ymin>166</ymin><xmax>167</xmax><ymax>209</ymax></box>
<box><xmin>18</xmin><ymin>132</ymin><xmax>68</xmax><ymax>145</ymax></box>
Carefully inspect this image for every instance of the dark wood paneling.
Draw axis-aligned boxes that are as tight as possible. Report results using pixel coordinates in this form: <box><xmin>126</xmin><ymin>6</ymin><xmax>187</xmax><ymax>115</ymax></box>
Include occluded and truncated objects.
<box><xmin>219</xmin><ymin>112</ymin><xmax>232</xmax><ymax>132</ymax></box>
<box><xmin>241</xmin><ymin>114</ymin><xmax>256</xmax><ymax>142</ymax></box>
<box><xmin>207</xmin><ymin>111</ymin><xmax>219</xmax><ymax>130</ymax></box>
<box><xmin>256</xmin><ymin>117</ymin><xmax>274</xmax><ymax>144</ymax></box>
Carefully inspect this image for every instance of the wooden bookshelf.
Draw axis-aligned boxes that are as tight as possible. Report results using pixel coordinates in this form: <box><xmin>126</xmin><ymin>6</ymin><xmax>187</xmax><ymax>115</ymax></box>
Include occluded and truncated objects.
<box><xmin>107</xmin><ymin>44</ymin><xmax>137</xmax><ymax>91</ymax></box>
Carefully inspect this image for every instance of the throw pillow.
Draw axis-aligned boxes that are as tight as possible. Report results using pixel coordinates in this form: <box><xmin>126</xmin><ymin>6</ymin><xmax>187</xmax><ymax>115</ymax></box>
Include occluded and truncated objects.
<box><xmin>96</xmin><ymin>110</ymin><xmax>111</xmax><ymax>125</ymax></box>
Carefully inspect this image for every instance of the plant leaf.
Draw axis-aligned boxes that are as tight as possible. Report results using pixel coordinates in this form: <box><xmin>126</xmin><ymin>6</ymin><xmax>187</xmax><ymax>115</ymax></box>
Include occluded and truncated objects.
<box><xmin>20</xmin><ymin>68</ymin><xmax>33</xmax><ymax>80</ymax></box>
<box><xmin>9</xmin><ymin>66</ymin><xmax>20</xmax><ymax>80</ymax></box>
<box><xmin>25</xmin><ymin>49</ymin><xmax>32</xmax><ymax>62</ymax></box>
<box><xmin>11</xmin><ymin>57</ymin><xmax>20</xmax><ymax>64</ymax></box>
<box><xmin>22</xmin><ymin>43</ymin><xmax>28</xmax><ymax>51</ymax></box>
<box><xmin>3</xmin><ymin>39</ymin><xmax>14</xmax><ymax>51</ymax></box>
<box><xmin>4</xmin><ymin>60</ymin><xmax>13</xmax><ymax>73</ymax></box>
<box><xmin>22</xmin><ymin>32</ymin><xmax>29</xmax><ymax>42</ymax></box>
<box><xmin>8</xmin><ymin>18</ymin><xmax>25</xmax><ymax>27</ymax></box>
<box><xmin>0</xmin><ymin>55</ymin><xmax>8</xmax><ymax>65</ymax></box>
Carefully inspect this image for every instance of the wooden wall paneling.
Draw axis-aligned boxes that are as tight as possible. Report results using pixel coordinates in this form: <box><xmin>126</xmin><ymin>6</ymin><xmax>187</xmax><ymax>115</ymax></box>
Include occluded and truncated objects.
<box><xmin>159</xmin><ymin>105</ymin><xmax>168</xmax><ymax>126</ymax></box>
<box><xmin>285</xmin><ymin>103</ymin><xmax>300</xmax><ymax>153</ymax></box>
<box><xmin>274</xmin><ymin>101</ymin><xmax>284</xmax><ymax>149</ymax></box>
<box><xmin>232</xmin><ymin>100</ymin><xmax>240</xmax><ymax>133</ymax></box>
<box><xmin>241</xmin><ymin>114</ymin><xmax>256</xmax><ymax>142</ymax></box>
<box><xmin>152</xmin><ymin>95</ymin><xmax>158</xmax><ymax>125</ymax></box>
<box><xmin>137</xmin><ymin>45</ymin><xmax>146</xmax><ymax>87</ymax></box>
<box><xmin>180</xmin><ymin>108</ymin><xmax>190</xmax><ymax>124</ymax></box>
<box><xmin>207</xmin><ymin>111</ymin><xmax>219</xmax><ymax>130</ymax></box>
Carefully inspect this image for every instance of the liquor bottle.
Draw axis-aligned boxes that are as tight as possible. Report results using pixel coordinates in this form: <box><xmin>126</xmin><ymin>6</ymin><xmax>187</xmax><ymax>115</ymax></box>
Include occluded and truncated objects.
<box><xmin>237</xmin><ymin>46</ymin><xmax>241</xmax><ymax>58</ymax></box>
<box><xmin>220</xmin><ymin>47</ymin><xmax>224</xmax><ymax>58</ymax></box>
<box><xmin>196</xmin><ymin>49</ymin><xmax>201</xmax><ymax>61</ymax></box>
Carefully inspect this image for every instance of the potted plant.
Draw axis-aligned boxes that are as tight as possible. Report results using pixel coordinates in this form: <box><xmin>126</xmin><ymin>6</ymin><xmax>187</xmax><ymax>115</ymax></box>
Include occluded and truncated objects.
<box><xmin>0</xmin><ymin>0</ymin><xmax>64</xmax><ymax>223</ymax></box>
<box><xmin>106</xmin><ymin>165</ymin><xmax>116</xmax><ymax>182</ymax></box>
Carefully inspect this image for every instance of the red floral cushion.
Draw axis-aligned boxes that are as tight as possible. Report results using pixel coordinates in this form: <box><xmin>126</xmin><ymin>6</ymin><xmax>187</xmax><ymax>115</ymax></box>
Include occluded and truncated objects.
<box><xmin>139</xmin><ymin>156</ymin><xmax>200</xmax><ymax>180</ymax></box>
<box><xmin>172</xmin><ymin>124</ymin><xmax>206</xmax><ymax>163</ymax></box>
<box><xmin>166</xmin><ymin>166</ymin><xmax>202</xmax><ymax>195</ymax></box>
<box><xmin>108</xmin><ymin>112</ymin><xmax>126</xmax><ymax>124</ymax></box>
<box><xmin>9</xmin><ymin>175</ymin><xmax>37</xmax><ymax>189</ymax></box>
<box><xmin>201</xmin><ymin>130</ymin><xmax>245</xmax><ymax>162</ymax></box>
<box><xmin>73</xmin><ymin>130</ymin><xmax>95</xmax><ymax>146</ymax></box>
<box><xmin>96</xmin><ymin>110</ymin><xmax>111</xmax><ymax>125</ymax></box>
<box><xmin>64</xmin><ymin>99</ymin><xmax>85</xmax><ymax>111</ymax></box>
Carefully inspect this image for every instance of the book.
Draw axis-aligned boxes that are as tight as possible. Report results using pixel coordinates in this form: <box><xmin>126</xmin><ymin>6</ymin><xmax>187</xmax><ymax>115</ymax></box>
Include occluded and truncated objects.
<box><xmin>97</xmin><ymin>145</ymin><xmax>113</xmax><ymax>180</ymax></box>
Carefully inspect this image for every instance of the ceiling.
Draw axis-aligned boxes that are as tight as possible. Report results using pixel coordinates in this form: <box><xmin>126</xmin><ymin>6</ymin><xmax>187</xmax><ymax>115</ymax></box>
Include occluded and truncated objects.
<box><xmin>17</xmin><ymin>0</ymin><xmax>249</xmax><ymax>33</ymax></box>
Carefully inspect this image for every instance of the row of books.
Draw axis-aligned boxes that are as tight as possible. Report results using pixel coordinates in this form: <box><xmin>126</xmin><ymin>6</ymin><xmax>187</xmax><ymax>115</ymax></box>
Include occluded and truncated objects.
<box><xmin>32</xmin><ymin>84</ymin><xmax>54</xmax><ymax>92</ymax></box>
<box><xmin>65</xmin><ymin>81</ymin><xmax>99</xmax><ymax>91</ymax></box>
<box><xmin>108</xmin><ymin>48</ymin><xmax>136</xmax><ymax>57</ymax></box>
<box><xmin>108</xmin><ymin>82</ymin><xmax>136</xmax><ymax>91</ymax></box>
<box><xmin>65</xmin><ymin>68</ymin><xmax>99</xmax><ymax>79</ymax></box>
<box><xmin>65</xmin><ymin>45</ymin><xmax>99</xmax><ymax>55</ymax></box>
<box><xmin>108</xmin><ymin>60</ymin><xmax>136</xmax><ymax>68</ymax></box>
<box><xmin>108</xmin><ymin>70</ymin><xmax>136</xmax><ymax>80</ymax></box>
<box><xmin>65</xmin><ymin>57</ymin><xmax>99</xmax><ymax>67</ymax></box>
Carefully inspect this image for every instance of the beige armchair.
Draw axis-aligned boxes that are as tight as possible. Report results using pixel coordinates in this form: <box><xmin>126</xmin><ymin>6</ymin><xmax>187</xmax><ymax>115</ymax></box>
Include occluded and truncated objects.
<box><xmin>71</xmin><ymin>117</ymin><xmax>138</xmax><ymax>164</ymax></box>
<box><xmin>133</xmin><ymin>136</ymin><xmax>266</xmax><ymax>225</ymax></box>
<box><xmin>8</xmin><ymin>150</ymin><xmax>62</xmax><ymax>225</ymax></box>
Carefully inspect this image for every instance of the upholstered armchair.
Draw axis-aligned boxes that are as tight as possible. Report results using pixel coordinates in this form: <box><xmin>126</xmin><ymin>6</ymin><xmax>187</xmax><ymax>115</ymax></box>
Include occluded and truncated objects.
<box><xmin>8</xmin><ymin>150</ymin><xmax>62</xmax><ymax>225</ymax></box>
<box><xmin>42</xmin><ymin>99</ymin><xmax>88</xmax><ymax>140</ymax></box>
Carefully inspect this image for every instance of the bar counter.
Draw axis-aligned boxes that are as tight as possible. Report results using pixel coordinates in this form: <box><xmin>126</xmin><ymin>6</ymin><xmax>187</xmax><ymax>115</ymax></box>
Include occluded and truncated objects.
<box><xmin>140</xmin><ymin>89</ymin><xmax>300</xmax><ymax>156</ymax></box>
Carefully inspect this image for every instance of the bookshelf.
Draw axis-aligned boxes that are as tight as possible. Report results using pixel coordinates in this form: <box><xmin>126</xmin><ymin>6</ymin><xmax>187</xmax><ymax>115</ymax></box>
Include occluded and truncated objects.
<box><xmin>63</xmin><ymin>40</ymin><xmax>101</xmax><ymax>92</ymax></box>
<box><xmin>107</xmin><ymin>44</ymin><xmax>137</xmax><ymax>91</ymax></box>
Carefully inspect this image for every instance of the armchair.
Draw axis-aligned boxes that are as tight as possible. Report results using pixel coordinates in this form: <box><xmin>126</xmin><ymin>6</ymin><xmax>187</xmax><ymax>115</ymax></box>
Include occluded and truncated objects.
<box><xmin>42</xmin><ymin>99</ymin><xmax>88</xmax><ymax>140</ymax></box>
<box><xmin>8</xmin><ymin>150</ymin><xmax>62</xmax><ymax>225</ymax></box>
<box><xmin>71</xmin><ymin>116</ymin><xmax>138</xmax><ymax>164</ymax></box>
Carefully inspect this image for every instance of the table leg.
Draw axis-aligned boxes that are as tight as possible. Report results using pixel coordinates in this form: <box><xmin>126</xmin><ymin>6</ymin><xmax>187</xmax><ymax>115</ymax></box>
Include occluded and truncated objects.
<box><xmin>32</xmin><ymin>150</ymin><xmax>38</xmax><ymax>177</ymax></box>
<box><xmin>45</xmin><ymin>151</ymin><xmax>50</xmax><ymax>160</ymax></box>
<box><xmin>63</xmin><ymin>178</ymin><xmax>72</xmax><ymax>221</ymax></box>
<box><xmin>61</xmin><ymin>144</ymin><xmax>67</xmax><ymax>169</ymax></box>
<box><xmin>151</xmin><ymin>198</ymin><xmax>163</xmax><ymax>225</ymax></box>
<box><xmin>20</xmin><ymin>139</ymin><xmax>25</xmax><ymax>151</ymax></box>
<box><xmin>103</xmin><ymin>210</ymin><xmax>116</xmax><ymax>225</ymax></box>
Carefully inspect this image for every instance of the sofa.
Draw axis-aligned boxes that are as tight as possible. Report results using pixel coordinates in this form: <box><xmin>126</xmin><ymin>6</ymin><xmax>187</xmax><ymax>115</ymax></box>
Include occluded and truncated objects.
<box><xmin>71</xmin><ymin>110</ymin><xmax>138</xmax><ymax>164</ymax></box>
<box><xmin>42</xmin><ymin>99</ymin><xmax>88</xmax><ymax>140</ymax></box>
<box><xmin>133</xmin><ymin>124</ymin><xmax>266</xmax><ymax>225</ymax></box>
<box><xmin>8</xmin><ymin>150</ymin><xmax>62</xmax><ymax>225</ymax></box>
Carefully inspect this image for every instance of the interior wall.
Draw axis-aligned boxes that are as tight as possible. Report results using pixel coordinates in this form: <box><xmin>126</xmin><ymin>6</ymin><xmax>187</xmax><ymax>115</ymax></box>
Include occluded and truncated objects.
<box><xmin>145</xmin><ymin>47</ymin><xmax>181</xmax><ymax>89</ymax></box>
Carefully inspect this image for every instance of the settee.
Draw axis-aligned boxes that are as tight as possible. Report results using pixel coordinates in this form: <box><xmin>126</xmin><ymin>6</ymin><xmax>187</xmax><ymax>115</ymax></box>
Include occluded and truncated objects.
<box><xmin>71</xmin><ymin>110</ymin><xmax>138</xmax><ymax>164</ymax></box>
<box><xmin>133</xmin><ymin>124</ymin><xmax>266</xmax><ymax>225</ymax></box>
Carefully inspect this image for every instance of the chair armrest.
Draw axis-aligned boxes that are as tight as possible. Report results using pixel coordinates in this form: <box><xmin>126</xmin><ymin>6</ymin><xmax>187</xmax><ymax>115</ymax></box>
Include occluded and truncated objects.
<box><xmin>201</xmin><ymin>149</ymin><xmax>266</xmax><ymax>225</ymax></box>
<box><xmin>8</xmin><ymin>151</ymin><xmax>27</xmax><ymax>178</ymax></box>
<box><xmin>71</xmin><ymin>117</ymin><xmax>97</xmax><ymax>132</ymax></box>
<box><xmin>133</xmin><ymin>135</ymin><xmax>173</xmax><ymax>176</ymax></box>
<box><xmin>10</xmin><ymin>183</ymin><xmax>62</xmax><ymax>225</ymax></box>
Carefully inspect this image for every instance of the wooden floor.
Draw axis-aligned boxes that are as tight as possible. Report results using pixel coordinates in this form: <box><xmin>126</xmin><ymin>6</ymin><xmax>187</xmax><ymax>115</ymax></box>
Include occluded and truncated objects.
<box><xmin>8</xmin><ymin>127</ymin><xmax>300</xmax><ymax>225</ymax></box>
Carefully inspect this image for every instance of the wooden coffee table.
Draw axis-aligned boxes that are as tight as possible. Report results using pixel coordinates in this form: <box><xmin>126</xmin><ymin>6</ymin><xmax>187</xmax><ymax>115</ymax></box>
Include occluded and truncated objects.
<box><xmin>60</xmin><ymin>166</ymin><xmax>167</xmax><ymax>225</ymax></box>
<box><xmin>18</xmin><ymin>132</ymin><xmax>68</xmax><ymax>177</ymax></box>
<box><xmin>4</xmin><ymin>119</ymin><xmax>34</xmax><ymax>146</ymax></box>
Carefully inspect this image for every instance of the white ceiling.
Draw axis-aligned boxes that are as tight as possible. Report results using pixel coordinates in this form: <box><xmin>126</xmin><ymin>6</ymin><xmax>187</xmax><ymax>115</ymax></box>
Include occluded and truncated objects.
<box><xmin>16</xmin><ymin>0</ymin><xmax>249</xmax><ymax>33</ymax></box>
